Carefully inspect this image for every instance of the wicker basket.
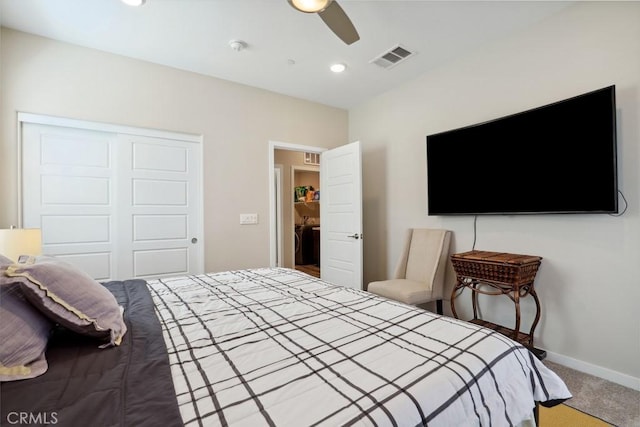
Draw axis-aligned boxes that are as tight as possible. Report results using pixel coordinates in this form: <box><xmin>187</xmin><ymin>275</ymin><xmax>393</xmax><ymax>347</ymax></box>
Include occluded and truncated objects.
<box><xmin>451</xmin><ymin>251</ymin><xmax>541</xmax><ymax>286</ymax></box>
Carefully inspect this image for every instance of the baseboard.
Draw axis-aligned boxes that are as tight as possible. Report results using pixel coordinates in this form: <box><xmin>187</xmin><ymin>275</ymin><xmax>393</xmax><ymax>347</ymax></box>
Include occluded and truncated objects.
<box><xmin>545</xmin><ymin>350</ymin><xmax>640</xmax><ymax>392</ymax></box>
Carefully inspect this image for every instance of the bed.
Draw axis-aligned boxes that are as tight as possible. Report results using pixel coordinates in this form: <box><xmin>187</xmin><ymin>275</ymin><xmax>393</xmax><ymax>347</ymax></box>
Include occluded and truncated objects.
<box><xmin>1</xmin><ymin>266</ymin><xmax>571</xmax><ymax>427</ymax></box>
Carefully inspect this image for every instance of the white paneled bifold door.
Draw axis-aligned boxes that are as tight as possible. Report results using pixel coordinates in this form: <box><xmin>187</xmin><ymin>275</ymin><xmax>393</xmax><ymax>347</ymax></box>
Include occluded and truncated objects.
<box><xmin>21</xmin><ymin>122</ymin><xmax>202</xmax><ymax>281</ymax></box>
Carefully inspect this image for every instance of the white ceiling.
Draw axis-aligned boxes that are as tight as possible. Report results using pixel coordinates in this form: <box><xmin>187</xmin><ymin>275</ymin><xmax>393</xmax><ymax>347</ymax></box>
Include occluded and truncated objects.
<box><xmin>0</xmin><ymin>0</ymin><xmax>573</xmax><ymax>109</ymax></box>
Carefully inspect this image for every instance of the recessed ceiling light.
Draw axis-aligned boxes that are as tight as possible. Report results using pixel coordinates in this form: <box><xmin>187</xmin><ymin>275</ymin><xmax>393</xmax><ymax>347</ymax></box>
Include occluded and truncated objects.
<box><xmin>330</xmin><ymin>63</ymin><xmax>346</xmax><ymax>73</ymax></box>
<box><xmin>121</xmin><ymin>0</ymin><xmax>146</xmax><ymax>6</ymax></box>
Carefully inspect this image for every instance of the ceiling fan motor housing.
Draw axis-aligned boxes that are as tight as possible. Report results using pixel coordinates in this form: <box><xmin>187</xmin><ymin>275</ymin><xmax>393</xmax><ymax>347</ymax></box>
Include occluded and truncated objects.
<box><xmin>288</xmin><ymin>0</ymin><xmax>333</xmax><ymax>14</ymax></box>
<box><xmin>288</xmin><ymin>0</ymin><xmax>359</xmax><ymax>45</ymax></box>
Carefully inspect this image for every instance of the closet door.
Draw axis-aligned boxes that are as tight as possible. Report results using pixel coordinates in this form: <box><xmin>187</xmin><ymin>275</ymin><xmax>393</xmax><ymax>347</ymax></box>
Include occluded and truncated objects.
<box><xmin>21</xmin><ymin>122</ymin><xmax>202</xmax><ymax>281</ymax></box>
<box><xmin>22</xmin><ymin>124</ymin><xmax>119</xmax><ymax>280</ymax></box>
<box><xmin>117</xmin><ymin>134</ymin><xmax>201</xmax><ymax>280</ymax></box>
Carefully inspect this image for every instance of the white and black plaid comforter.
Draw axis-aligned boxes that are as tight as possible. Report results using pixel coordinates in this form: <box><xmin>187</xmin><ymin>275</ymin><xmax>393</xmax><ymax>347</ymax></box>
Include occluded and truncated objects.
<box><xmin>147</xmin><ymin>268</ymin><xmax>570</xmax><ymax>427</ymax></box>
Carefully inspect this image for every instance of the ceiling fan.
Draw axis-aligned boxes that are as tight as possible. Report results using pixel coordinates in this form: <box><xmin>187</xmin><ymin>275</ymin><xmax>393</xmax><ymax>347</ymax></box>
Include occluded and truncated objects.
<box><xmin>288</xmin><ymin>0</ymin><xmax>360</xmax><ymax>45</ymax></box>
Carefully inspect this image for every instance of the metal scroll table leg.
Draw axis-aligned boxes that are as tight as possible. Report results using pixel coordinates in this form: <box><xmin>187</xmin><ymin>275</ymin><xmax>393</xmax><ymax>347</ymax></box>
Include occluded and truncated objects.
<box><xmin>471</xmin><ymin>280</ymin><xmax>480</xmax><ymax>321</ymax></box>
<box><xmin>529</xmin><ymin>288</ymin><xmax>542</xmax><ymax>348</ymax></box>
<box><xmin>450</xmin><ymin>279</ymin><xmax>462</xmax><ymax>319</ymax></box>
<box><xmin>513</xmin><ymin>289</ymin><xmax>522</xmax><ymax>343</ymax></box>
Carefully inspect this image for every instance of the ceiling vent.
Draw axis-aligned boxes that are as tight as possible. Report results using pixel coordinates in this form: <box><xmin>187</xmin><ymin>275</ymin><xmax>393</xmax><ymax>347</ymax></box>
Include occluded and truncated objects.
<box><xmin>370</xmin><ymin>45</ymin><xmax>415</xmax><ymax>69</ymax></box>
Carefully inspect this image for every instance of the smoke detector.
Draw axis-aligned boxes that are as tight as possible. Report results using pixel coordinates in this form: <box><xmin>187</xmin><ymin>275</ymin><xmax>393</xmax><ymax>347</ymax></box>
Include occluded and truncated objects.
<box><xmin>229</xmin><ymin>40</ymin><xmax>247</xmax><ymax>52</ymax></box>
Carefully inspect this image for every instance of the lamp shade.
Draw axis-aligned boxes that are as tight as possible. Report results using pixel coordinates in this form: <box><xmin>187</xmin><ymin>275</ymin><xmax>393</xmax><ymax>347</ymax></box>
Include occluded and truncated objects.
<box><xmin>0</xmin><ymin>228</ymin><xmax>42</xmax><ymax>262</ymax></box>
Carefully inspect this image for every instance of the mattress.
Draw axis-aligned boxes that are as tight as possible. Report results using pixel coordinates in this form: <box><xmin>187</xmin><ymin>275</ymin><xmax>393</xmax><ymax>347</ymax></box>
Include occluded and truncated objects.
<box><xmin>146</xmin><ymin>268</ymin><xmax>571</xmax><ymax>426</ymax></box>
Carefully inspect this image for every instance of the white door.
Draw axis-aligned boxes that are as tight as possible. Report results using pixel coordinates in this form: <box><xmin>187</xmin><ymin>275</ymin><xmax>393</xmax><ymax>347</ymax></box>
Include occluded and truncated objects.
<box><xmin>116</xmin><ymin>134</ymin><xmax>201</xmax><ymax>280</ymax></box>
<box><xmin>21</xmin><ymin>122</ymin><xmax>202</xmax><ymax>281</ymax></box>
<box><xmin>22</xmin><ymin>124</ymin><xmax>120</xmax><ymax>280</ymax></box>
<box><xmin>320</xmin><ymin>141</ymin><xmax>363</xmax><ymax>289</ymax></box>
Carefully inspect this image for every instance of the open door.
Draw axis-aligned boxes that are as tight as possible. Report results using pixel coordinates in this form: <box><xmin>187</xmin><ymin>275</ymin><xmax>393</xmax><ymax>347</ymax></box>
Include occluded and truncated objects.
<box><xmin>320</xmin><ymin>141</ymin><xmax>363</xmax><ymax>289</ymax></box>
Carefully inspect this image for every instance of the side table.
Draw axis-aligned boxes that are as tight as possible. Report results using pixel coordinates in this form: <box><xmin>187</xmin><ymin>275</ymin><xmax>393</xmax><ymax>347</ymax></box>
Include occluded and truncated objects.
<box><xmin>450</xmin><ymin>250</ymin><xmax>546</xmax><ymax>359</ymax></box>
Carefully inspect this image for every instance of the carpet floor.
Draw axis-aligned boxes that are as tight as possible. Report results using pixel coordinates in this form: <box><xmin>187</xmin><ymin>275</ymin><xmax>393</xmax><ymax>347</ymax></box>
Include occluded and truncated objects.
<box><xmin>544</xmin><ymin>361</ymin><xmax>640</xmax><ymax>426</ymax></box>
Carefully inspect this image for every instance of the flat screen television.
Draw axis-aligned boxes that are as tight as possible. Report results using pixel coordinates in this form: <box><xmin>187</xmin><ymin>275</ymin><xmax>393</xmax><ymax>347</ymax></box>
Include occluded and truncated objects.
<box><xmin>426</xmin><ymin>85</ymin><xmax>618</xmax><ymax>215</ymax></box>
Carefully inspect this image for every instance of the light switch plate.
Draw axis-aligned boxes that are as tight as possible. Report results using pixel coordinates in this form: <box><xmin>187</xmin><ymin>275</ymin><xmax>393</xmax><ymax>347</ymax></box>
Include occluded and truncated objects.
<box><xmin>240</xmin><ymin>213</ymin><xmax>258</xmax><ymax>225</ymax></box>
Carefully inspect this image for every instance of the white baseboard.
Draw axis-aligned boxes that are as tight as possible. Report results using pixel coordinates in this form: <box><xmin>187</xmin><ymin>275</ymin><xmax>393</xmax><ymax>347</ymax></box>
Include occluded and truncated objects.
<box><xmin>545</xmin><ymin>350</ymin><xmax>640</xmax><ymax>392</ymax></box>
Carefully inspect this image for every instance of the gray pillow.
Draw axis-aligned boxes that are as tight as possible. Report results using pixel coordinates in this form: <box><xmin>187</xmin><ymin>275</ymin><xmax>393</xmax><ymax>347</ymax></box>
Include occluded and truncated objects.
<box><xmin>0</xmin><ymin>254</ymin><xmax>13</xmax><ymax>266</ymax></box>
<box><xmin>0</xmin><ymin>283</ymin><xmax>53</xmax><ymax>381</ymax></box>
<box><xmin>1</xmin><ymin>256</ymin><xmax>127</xmax><ymax>347</ymax></box>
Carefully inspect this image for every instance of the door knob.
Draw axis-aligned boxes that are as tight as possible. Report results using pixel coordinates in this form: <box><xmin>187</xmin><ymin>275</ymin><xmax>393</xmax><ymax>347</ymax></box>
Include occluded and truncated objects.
<box><xmin>191</xmin><ymin>238</ymin><xmax>198</xmax><ymax>244</ymax></box>
<box><xmin>347</xmin><ymin>233</ymin><xmax>361</xmax><ymax>240</ymax></box>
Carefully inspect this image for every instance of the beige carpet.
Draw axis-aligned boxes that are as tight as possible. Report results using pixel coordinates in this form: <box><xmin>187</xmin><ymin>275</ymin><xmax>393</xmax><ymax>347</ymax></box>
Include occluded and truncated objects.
<box><xmin>544</xmin><ymin>361</ymin><xmax>640</xmax><ymax>427</ymax></box>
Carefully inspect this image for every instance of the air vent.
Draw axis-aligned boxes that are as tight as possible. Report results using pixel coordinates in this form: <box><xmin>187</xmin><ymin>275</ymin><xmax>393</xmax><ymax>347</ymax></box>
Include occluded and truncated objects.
<box><xmin>370</xmin><ymin>45</ymin><xmax>415</xmax><ymax>69</ymax></box>
<box><xmin>304</xmin><ymin>152</ymin><xmax>320</xmax><ymax>165</ymax></box>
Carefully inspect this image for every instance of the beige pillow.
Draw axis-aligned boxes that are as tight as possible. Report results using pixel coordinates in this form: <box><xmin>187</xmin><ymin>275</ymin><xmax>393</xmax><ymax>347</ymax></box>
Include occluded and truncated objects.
<box><xmin>0</xmin><ymin>282</ymin><xmax>53</xmax><ymax>381</ymax></box>
<box><xmin>1</xmin><ymin>256</ymin><xmax>126</xmax><ymax>347</ymax></box>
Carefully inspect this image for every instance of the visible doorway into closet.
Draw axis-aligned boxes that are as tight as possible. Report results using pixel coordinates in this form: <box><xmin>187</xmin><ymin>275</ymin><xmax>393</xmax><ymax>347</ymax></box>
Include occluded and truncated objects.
<box><xmin>273</xmin><ymin>148</ymin><xmax>321</xmax><ymax>278</ymax></box>
<box><xmin>269</xmin><ymin>140</ymin><xmax>363</xmax><ymax>290</ymax></box>
<box><xmin>292</xmin><ymin>165</ymin><xmax>320</xmax><ymax>277</ymax></box>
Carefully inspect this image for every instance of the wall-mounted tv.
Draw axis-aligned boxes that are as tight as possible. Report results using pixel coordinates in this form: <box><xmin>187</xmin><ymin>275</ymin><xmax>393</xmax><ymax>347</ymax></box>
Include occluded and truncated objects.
<box><xmin>426</xmin><ymin>85</ymin><xmax>618</xmax><ymax>215</ymax></box>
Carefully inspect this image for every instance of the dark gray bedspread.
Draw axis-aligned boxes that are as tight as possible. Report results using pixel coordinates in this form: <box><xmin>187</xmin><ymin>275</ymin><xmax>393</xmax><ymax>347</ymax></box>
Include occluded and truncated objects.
<box><xmin>1</xmin><ymin>280</ymin><xmax>183</xmax><ymax>427</ymax></box>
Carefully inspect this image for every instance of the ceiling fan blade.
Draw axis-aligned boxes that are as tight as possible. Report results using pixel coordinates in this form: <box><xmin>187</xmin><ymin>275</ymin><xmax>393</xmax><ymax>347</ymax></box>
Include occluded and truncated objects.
<box><xmin>318</xmin><ymin>1</ymin><xmax>360</xmax><ymax>45</ymax></box>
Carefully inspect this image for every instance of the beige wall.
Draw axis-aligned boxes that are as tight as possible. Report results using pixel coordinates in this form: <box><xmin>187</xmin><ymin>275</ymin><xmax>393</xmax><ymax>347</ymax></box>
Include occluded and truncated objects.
<box><xmin>0</xmin><ymin>28</ymin><xmax>348</xmax><ymax>272</ymax></box>
<box><xmin>351</xmin><ymin>2</ymin><xmax>640</xmax><ymax>385</ymax></box>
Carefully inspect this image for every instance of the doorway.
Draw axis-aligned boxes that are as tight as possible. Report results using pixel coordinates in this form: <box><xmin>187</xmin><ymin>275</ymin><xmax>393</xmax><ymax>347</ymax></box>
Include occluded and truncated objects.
<box><xmin>268</xmin><ymin>140</ymin><xmax>363</xmax><ymax>289</ymax></box>
<box><xmin>292</xmin><ymin>165</ymin><xmax>320</xmax><ymax>277</ymax></box>
<box><xmin>268</xmin><ymin>141</ymin><xmax>325</xmax><ymax>276</ymax></box>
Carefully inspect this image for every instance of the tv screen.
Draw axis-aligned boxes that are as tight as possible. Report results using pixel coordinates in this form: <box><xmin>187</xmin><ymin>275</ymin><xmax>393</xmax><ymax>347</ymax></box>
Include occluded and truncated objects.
<box><xmin>426</xmin><ymin>86</ymin><xmax>618</xmax><ymax>215</ymax></box>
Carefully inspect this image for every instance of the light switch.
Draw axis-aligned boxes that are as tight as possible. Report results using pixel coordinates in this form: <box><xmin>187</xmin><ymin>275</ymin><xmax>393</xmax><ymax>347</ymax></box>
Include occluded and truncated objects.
<box><xmin>240</xmin><ymin>213</ymin><xmax>258</xmax><ymax>225</ymax></box>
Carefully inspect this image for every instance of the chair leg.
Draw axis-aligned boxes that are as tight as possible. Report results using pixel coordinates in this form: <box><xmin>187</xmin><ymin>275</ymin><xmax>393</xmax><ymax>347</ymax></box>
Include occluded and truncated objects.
<box><xmin>436</xmin><ymin>299</ymin><xmax>443</xmax><ymax>315</ymax></box>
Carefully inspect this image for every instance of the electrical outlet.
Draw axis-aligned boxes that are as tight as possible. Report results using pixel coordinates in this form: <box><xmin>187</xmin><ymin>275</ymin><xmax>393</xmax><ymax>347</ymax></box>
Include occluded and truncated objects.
<box><xmin>240</xmin><ymin>213</ymin><xmax>258</xmax><ymax>225</ymax></box>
